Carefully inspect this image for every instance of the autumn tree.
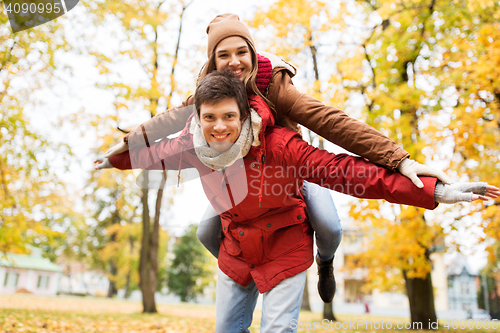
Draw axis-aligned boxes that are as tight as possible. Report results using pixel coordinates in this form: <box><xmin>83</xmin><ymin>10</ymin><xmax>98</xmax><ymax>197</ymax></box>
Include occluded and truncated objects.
<box><xmin>85</xmin><ymin>130</ymin><xmax>143</xmax><ymax>298</ymax></box>
<box><xmin>84</xmin><ymin>0</ymin><xmax>195</xmax><ymax>312</ymax></box>
<box><xmin>166</xmin><ymin>224</ymin><xmax>214</xmax><ymax>302</ymax></box>
<box><xmin>0</xmin><ymin>4</ymin><xmax>76</xmax><ymax>256</ymax></box>
<box><xmin>431</xmin><ymin>1</ymin><xmax>500</xmax><ymax>320</ymax></box>
<box><xmin>98</xmin><ymin>220</ymin><xmax>169</xmax><ymax>299</ymax></box>
<box><xmin>434</xmin><ymin>0</ymin><xmax>500</xmax><ymax>265</ymax></box>
<box><xmin>332</xmin><ymin>0</ymin><xmax>450</xmax><ymax>327</ymax></box>
<box><xmin>330</xmin><ymin>0</ymin><xmax>500</xmax><ymax>328</ymax></box>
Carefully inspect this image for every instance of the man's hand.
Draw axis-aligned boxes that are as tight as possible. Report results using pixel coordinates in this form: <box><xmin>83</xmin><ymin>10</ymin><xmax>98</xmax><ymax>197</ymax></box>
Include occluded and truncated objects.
<box><xmin>104</xmin><ymin>141</ymin><xmax>128</xmax><ymax>158</ymax></box>
<box><xmin>397</xmin><ymin>158</ymin><xmax>453</xmax><ymax>188</ymax></box>
<box><xmin>434</xmin><ymin>182</ymin><xmax>500</xmax><ymax>204</ymax></box>
<box><xmin>94</xmin><ymin>155</ymin><xmax>113</xmax><ymax>170</ymax></box>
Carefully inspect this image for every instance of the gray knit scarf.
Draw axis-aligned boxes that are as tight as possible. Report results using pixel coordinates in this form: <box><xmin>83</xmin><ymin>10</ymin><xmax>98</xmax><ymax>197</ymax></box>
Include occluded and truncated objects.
<box><xmin>190</xmin><ymin>109</ymin><xmax>262</xmax><ymax>171</ymax></box>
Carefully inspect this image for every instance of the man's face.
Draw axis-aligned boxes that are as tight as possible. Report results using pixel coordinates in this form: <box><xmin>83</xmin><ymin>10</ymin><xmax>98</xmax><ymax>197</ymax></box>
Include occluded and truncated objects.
<box><xmin>199</xmin><ymin>98</ymin><xmax>245</xmax><ymax>152</ymax></box>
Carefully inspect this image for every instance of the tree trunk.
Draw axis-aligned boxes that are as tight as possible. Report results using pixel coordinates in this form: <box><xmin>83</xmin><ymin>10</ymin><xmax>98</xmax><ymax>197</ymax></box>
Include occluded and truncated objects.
<box><xmin>139</xmin><ymin>170</ymin><xmax>167</xmax><ymax>313</ymax></box>
<box><xmin>300</xmin><ymin>273</ymin><xmax>311</xmax><ymax>311</ymax></box>
<box><xmin>107</xmin><ymin>201</ymin><xmax>120</xmax><ymax>298</ymax></box>
<box><xmin>124</xmin><ymin>234</ymin><xmax>135</xmax><ymax>299</ymax></box>
<box><xmin>124</xmin><ymin>273</ymin><xmax>131</xmax><ymax>299</ymax></box>
<box><xmin>148</xmin><ymin>172</ymin><xmax>165</xmax><ymax>304</ymax></box>
<box><xmin>139</xmin><ymin>171</ymin><xmax>157</xmax><ymax>313</ymax></box>
<box><xmin>107</xmin><ymin>259</ymin><xmax>118</xmax><ymax>298</ymax></box>
<box><xmin>323</xmin><ymin>302</ymin><xmax>336</xmax><ymax>321</ymax></box>
<box><xmin>403</xmin><ymin>270</ymin><xmax>437</xmax><ymax>330</ymax></box>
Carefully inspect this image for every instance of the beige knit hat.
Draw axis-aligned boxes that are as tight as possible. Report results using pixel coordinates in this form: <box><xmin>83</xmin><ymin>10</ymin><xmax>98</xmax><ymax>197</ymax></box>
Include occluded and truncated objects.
<box><xmin>206</xmin><ymin>14</ymin><xmax>255</xmax><ymax>59</ymax></box>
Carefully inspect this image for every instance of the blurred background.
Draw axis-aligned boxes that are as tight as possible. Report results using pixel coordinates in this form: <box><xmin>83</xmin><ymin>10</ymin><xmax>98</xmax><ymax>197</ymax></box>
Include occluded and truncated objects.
<box><xmin>1</xmin><ymin>0</ymin><xmax>500</xmax><ymax>330</ymax></box>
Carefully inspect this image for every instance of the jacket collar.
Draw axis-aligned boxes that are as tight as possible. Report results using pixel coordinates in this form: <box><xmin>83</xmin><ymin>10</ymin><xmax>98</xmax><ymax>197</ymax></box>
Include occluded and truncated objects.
<box><xmin>258</xmin><ymin>51</ymin><xmax>297</xmax><ymax>78</ymax></box>
<box><xmin>247</xmin><ymin>94</ymin><xmax>274</xmax><ymax>149</ymax></box>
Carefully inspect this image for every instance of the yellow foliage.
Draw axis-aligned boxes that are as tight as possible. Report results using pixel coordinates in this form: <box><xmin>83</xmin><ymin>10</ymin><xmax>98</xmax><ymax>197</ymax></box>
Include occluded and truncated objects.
<box><xmin>86</xmin><ymin>0</ymin><xmax>192</xmax><ymax>119</ymax></box>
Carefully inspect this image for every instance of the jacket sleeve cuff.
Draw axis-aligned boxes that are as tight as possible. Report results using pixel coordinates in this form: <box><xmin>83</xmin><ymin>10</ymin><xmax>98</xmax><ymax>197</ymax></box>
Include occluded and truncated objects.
<box><xmin>389</xmin><ymin>147</ymin><xmax>410</xmax><ymax>171</ymax></box>
<box><xmin>109</xmin><ymin>151</ymin><xmax>132</xmax><ymax>170</ymax></box>
<box><xmin>419</xmin><ymin>176</ymin><xmax>439</xmax><ymax>210</ymax></box>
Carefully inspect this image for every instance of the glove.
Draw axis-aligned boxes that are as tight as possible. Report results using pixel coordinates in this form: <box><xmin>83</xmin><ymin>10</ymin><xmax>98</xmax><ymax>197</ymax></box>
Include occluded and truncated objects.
<box><xmin>434</xmin><ymin>182</ymin><xmax>493</xmax><ymax>204</ymax></box>
<box><xmin>397</xmin><ymin>158</ymin><xmax>453</xmax><ymax>188</ymax></box>
<box><xmin>94</xmin><ymin>156</ymin><xmax>113</xmax><ymax>170</ymax></box>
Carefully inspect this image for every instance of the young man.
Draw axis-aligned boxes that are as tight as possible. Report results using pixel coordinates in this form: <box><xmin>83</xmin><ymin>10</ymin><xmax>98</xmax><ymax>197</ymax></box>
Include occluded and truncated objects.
<box><xmin>95</xmin><ymin>70</ymin><xmax>498</xmax><ymax>333</ymax></box>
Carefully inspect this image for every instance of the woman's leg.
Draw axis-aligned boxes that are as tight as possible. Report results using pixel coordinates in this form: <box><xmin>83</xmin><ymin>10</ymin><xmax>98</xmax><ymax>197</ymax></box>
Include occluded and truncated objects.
<box><xmin>302</xmin><ymin>181</ymin><xmax>342</xmax><ymax>260</ymax></box>
<box><xmin>301</xmin><ymin>181</ymin><xmax>342</xmax><ymax>303</ymax></box>
<box><xmin>215</xmin><ymin>268</ymin><xmax>259</xmax><ymax>333</ymax></box>
<box><xmin>196</xmin><ymin>204</ymin><xmax>222</xmax><ymax>258</ymax></box>
<box><xmin>260</xmin><ymin>270</ymin><xmax>307</xmax><ymax>333</ymax></box>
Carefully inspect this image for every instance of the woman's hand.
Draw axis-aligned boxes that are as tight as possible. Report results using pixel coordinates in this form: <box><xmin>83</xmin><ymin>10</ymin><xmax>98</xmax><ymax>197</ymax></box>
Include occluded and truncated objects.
<box><xmin>397</xmin><ymin>158</ymin><xmax>453</xmax><ymax>188</ymax></box>
<box><xmin>94</xmin><ymin>155</ymin><xmax>113</xmax><ymax>170</ymax></box>
<box><xmin>104</xmin><ymin>141</ymin><xmax>128</xmax><ymax>158</ymax></box>
<box><xmin>434</xmin><ymin>182</ymin><xmax>500</xmax><ymax>204</ymax></box>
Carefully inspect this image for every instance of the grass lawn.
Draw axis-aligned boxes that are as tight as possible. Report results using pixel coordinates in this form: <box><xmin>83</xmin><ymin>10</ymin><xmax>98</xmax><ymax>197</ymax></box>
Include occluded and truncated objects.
<box><xmin>0</xmin><ymin>294</ymin><xmax>496</xmax><ymax>332</ymax></box>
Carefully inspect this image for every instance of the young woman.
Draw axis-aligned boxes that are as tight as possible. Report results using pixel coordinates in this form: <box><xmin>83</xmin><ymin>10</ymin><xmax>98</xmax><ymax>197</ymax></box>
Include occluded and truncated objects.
<box><xmin>101</xmin><ymin>13</ymin><xmax>452</xmax><ymax>303</ymax></box>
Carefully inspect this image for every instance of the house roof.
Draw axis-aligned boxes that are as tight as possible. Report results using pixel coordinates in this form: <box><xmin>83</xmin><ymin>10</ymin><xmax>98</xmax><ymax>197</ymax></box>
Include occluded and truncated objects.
<box><xmin>0</xmin><ymin>253</ymin><xmax>63</xmax><ymax>273</ymax></box>
<box><xmin>446</xmin><ymin>253</ymin><xmax>477</xmax><ymax>276</ymax></box>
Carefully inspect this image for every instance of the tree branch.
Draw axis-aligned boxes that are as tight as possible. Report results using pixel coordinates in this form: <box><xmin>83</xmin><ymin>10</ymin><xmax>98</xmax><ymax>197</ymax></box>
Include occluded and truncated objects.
<box><xmin>116</xmin><ymin>126</ymin><xmax>130</xmax><ymax>134</ymax></box>
<box><xmin>0</xmin><ymin>40</ymin><xmax>17</xmax><ymax>73</ymax></box>
<box><xmin>0</xmin><ymin>159</ymin><xmax>11</xmax><ymax>202</ymax></box>
<box><xmin>166</xmin><ymin>1</ymin><xmax>192</xmax><ymax>109</ymax></box>
<box><xmin>362</xmin><ymin>42</ymin><xmax>377</xmax><ymax>89</ymax></box>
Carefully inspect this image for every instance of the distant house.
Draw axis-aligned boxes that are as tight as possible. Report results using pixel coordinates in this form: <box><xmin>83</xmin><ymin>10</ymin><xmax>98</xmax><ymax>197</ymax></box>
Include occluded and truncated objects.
<box><xmin>57</xmin><ymin>261</ymin><xmax>110</xmax><ymax>297</ymax></box>
<box><xmin>447</xmin><ymin>255</ymin><xmax>479</xmax><ymax>318</ymax></box>
<box><xmin>0</xmin><ymin>247</ymin><xmax>63</xmax><ymax>296</ymax></box>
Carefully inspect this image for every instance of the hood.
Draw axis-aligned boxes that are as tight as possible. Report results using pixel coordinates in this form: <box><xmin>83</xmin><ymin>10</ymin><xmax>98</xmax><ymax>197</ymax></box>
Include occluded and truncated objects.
<box><xmin>248</xmin><ymin>93</ymin><xmax>275</xmax><ymax>146</ymax></box>
<box><xmin>258</xmin><ymin>51</ymin><xmax>297</xmax><ymax>78</ymax></box>
<box><xmin>246</xmin><ymin>93</ymin><xmax>277</xmax><ymax>165</ymax></box>
<box><xmin>247</xmin><ymin>94</ymin><xmax>274</xmax><ymax>208</ymax></box>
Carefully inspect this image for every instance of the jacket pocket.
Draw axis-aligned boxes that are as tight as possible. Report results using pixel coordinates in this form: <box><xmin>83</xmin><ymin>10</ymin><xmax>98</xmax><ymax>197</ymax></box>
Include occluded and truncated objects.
<box><xmin>221</xmin><ymin>236</ymin><xmax>242</xmax><ymax>257</ymax></box>
<box><xmin>220</xmin><ymin>217</ymin><xmax>242</xmax><ymax>257</ymax></box>
<box><xmin>254</xmin><ymin>206</ymin><xmax>307</xmax><ymax>261</ymax></box>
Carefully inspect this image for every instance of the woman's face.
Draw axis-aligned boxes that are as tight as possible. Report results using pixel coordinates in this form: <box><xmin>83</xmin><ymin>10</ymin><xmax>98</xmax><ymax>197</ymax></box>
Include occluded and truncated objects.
<box><xmin>214</xmin><ymin>36</ymin><xmax>253</xmax><ymax>81</ymax></box>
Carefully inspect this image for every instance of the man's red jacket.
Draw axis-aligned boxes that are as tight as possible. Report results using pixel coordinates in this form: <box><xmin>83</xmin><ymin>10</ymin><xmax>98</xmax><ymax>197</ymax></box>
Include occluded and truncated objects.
<box><xmin>110</xmin><ymin>95</ymin><xmax>438</xmax><ymax>293</ymax></box>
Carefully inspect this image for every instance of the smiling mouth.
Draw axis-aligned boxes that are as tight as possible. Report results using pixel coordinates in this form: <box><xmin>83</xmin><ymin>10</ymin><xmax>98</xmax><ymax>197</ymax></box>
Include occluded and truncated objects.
<box><xmin>232</xmin><ymin>69</ymin><xmax>243</xmax><ymax>76</ymax></box>
<box><xmin>212</xmin><ymin>133</ymin><xmax>230</xmax><ymax>140</ymax></box>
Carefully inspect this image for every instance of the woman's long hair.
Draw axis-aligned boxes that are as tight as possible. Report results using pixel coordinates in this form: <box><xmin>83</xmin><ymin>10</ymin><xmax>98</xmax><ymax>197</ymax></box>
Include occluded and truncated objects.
<box><xmin>196</xmin><ymin>37</ymin><xmax>275</xmax><ymax>114</ymax></box>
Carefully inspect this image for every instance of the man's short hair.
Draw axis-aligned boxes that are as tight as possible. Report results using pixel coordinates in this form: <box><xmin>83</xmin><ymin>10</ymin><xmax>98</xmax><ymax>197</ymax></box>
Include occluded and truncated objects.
<box><xmin>194</xmin><ymin>69</ymin><xmax>250</xmax><ymax>121</ymax></box>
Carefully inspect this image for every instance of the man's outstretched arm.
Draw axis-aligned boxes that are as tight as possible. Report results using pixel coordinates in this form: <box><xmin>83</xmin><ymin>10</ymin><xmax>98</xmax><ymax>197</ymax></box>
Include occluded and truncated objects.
<box><xmin>278</xmin><ymin>131</ymin><xmax>498</xmax><ymax>209</ymax></box>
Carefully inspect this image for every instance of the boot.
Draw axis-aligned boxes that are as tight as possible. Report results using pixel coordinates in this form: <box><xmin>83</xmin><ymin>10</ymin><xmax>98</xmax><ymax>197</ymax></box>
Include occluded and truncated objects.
<box><xmin>316</xmin><ymin>254</ymin><xmax>336</xmax><ymax>303</ymax></box>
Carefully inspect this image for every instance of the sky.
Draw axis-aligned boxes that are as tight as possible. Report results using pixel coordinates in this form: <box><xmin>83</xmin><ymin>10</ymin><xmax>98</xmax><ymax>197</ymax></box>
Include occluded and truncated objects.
<box><xmin>19</xmin><ymin>0</ymin><xmax>489</xmax><ymax>272</ymax></box>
